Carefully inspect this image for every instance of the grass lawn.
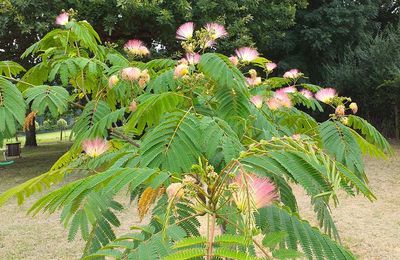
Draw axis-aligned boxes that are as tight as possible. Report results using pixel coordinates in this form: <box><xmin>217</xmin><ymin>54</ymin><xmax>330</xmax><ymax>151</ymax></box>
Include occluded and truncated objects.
<box><xmin>0</xmin><ymin>142</ymin><xmax>399</xmax><ymax>259</ymax></box>
<box><xmin>1</xmin><ymin>130</ymin><xmax>72</xmax><ymax>149</ymax></box>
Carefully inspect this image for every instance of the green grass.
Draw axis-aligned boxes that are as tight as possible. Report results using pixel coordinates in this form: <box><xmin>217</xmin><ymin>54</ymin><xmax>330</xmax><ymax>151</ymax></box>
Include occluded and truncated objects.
<box><xmin>2</xmin><ymin>130</ymin><xmax>72</xmax><ymax>149</ymax></box>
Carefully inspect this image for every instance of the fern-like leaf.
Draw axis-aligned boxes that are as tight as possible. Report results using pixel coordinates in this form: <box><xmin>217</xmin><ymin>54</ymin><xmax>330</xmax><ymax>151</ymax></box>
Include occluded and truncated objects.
<box><xmin>24</xmin><ymin>85</ymin><xmax>69</xmax><ymax>116</ymax></box>
<box><xmin>0</xmin><ymin>61</ymin><xmax>25</xmax><ymax>77</ymax></box>
<box><xmin>0</xmin><ymin>78</ymin><xmax>26</xmax><ymax>141</ymax></box>
<box><xmin>256</xmin><ymin>205</ymin><xmax>355</xmax><ymax>260</ymax></box>
<box><xmin>125</xmin><ymin>92</ymin><xmax>186</xmax><ymax>135</ymax></box>
<box><xmin>139</xmin><ymin>111</ymin><xmax>202</xmax><ymax>172</ymax></box>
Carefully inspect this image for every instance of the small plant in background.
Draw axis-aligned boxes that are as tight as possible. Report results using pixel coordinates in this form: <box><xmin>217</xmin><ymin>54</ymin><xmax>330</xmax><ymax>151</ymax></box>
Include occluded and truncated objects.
<box><xmin>42</xmin><ymin>120</ymin><xmax>52</xmax><ymax>131</ymax></box>
<box><xmin>0</xmin><ymin>12</ymin><xmax>393</xmax><ymax>259</ymax></box>
<box><xmin>56</xmin><ymin>118</ymin><xmax>68</xmax><ymax>140</ymax></box>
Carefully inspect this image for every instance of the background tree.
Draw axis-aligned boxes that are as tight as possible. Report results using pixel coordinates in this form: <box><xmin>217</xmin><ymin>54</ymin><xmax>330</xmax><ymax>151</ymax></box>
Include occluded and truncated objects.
<box><xmin>57</xmin><ymin>118</ymin><xmax>68</xmax><ymax>141</ymax></box>
<box><xmin>325</xmin><ymin>26</ymin><xmax>400</xmax><ymax>138</ymax></box>
<box><xmin>278</xmin><ymin>0</ymin><xmax>400</xmax><ymax>136</ymax></box>
<box><xmin>1</xmin><ymin>0</ymin><xmax>307</xmax><ymax>62</ymax></box>
<box><xmin>2</xmin><ymin>0</ymin><xmax>400</xmax><ymax>137</ymax></box>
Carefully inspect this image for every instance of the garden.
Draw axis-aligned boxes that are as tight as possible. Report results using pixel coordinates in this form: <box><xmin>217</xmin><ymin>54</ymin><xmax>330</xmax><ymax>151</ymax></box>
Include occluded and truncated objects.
<box><xmin>1</xmin><ymin>1</ymin><xmax>399</xmax><ymax>259</ymax></box>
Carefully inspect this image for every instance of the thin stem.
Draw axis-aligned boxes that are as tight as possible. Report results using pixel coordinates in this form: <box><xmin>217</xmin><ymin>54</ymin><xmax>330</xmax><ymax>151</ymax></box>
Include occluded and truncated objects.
<box><xmin>217</xmin><ymin>215</ymin><xmax>272</xmax><ymax>259</ymax></box>
<box><xmin>0</xmin><ymin>75</ymin><xmax>36</xmax><ymax>87</ymax></box>
<box><xmin>70</xmin><ymin>101</ymin><xmax>84</xmax><ymax>109</ymax></box>
<box><xmin>207</xmin><ymin>213</ymin><xmax>216</xmax><ymax>260</ymax></box>
<box><xmin>110</xmin><ymin>130</ymin><xmax>140</xmax><ymax>148</ymax></box>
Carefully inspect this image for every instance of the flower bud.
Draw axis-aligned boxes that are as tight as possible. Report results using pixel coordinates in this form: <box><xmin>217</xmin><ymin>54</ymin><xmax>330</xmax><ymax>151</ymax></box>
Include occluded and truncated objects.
<box><xmin>349</xmin><ymin>102</ymin><xmax>358</xmax><ymax>114</ymax></box>
<box><xmin>229</xmin><ymin>56</ymin><xmax>239</xmax><ymax>66</ymax></box>
<box><xmin>138</xmin><ymin>78</ymin><xmax>147</xmax><ymax>88</ymax></box>
<box><xmin>335</xmin><ymin>105</ymin><xmax>346</xmax><ymax>116</ymax></box>
<box><xmin>340</xmin><ymin>116</ymin><xmax>349</xmax><ymax>125</ymax></box>
<box><xmin>108</xmin><ymin>75</ymin><xmax>119</xmax><ymax>88</ymax></box>
<box><xmin>265</xmin><ymin>62</ymin><xmax>277</xmax><ymax>72</ymax></box>
<box><xmin>129</xmin><ymin>100</ymin><xmax>137</xmax><ymax>112</ymax></box>
<box><xmin>248</xmin><ymin>69</ymin><xmax>257</xmax><ymax>79</ymax></box>
<box><xmin>121</xmin><ymin>67</ymin><xmax>141</xmax><ymax>81</ymax></box>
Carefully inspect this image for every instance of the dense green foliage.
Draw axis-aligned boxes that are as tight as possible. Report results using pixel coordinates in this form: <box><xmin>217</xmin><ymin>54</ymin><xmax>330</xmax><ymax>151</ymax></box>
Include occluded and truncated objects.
<box><xmin>325</xmin><ymin>25</ymin><xmax>400</xmax><ymax>138</ymax></box>
<box><xmin>2</xmin><ymin>0</ymin><xmax>400</xmax><ymax>136</ymax></box>
<box><xmin>0</xmin><ymin>15</ymin><xmax>393</xmax><ymax>259</ymax></box>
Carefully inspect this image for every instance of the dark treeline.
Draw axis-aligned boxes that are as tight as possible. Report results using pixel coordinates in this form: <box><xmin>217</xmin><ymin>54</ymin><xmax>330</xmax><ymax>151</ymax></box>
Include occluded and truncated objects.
<box><xmin>1</xmin><ymin>0</ymin><xmax>399</xmax><ymax>137</ymax></box>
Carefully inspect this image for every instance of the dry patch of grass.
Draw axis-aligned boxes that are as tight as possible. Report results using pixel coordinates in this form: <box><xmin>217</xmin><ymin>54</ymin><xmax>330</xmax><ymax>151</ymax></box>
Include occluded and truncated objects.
<box><xmin>1</xmin><ymin>142</ymin><xmax>399</xmax><ymax>259</ymax></box>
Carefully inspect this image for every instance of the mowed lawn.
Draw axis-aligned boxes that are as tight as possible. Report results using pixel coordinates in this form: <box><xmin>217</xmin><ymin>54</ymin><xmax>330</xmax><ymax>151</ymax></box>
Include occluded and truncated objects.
<box><xmin>1</xmin><ymin>130</ymin><xmax>72</xmax><ymax>149</ymax></box>
<box><xmin>0</xmin><ymin>142</ymin><xmax>399</xmax><ymax>259</ymax></box>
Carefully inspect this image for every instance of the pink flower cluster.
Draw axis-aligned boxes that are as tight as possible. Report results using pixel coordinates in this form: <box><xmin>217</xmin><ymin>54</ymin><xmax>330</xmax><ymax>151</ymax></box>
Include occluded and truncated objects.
<box><xmin>300</xmin><ymin>89</ymin><xmax>313</xmax><ymax>99</ymax></box>
<box><xmin>55</xmin><ymin>12</ymin><xmax>69</xmax><ymax>26</ymax></box>
<box><xmin>265</xmin><ymin>62</ymin><xmax>277</xmax><ymax>72</ymax></box>
<box><xmin>82</xmin><ymin>138</ymin><xmax>109</xmax><ymax>157</ymax></box>
<box><xmin>124</xmin><ymin>39</ymin><xmax>150</xmax><ymax>56</ymax></box>
<box><xmin>315</xmin><ymin>88</ymin><xmax>337</xmax><ymax>104</ymax></box>
<box><xmin>234</xmin><ymin>173</ymin><xmax>277</xmax><ymax>210</ymax></box>
<box><xmin>266</xmin><ymin>87</ymin><xmax>296</xmax><ymax>110</ymax></box>
<box><xmin>183</xmin><ymin>53</ymin><xmax>201</xmax><ymax>65</ymax></box>
<box><xmin>174</xmin><ymin>63</ymin><xmax>189</xmax><ymax>78</ymax></box>
<box><xmin>176</xmin><ymin>22</ymin><xmax>195</xmax><ymax>40</ymax></box>
<box><xmin>121</xmin><ymin>67</ymin><xmax>150</xmax><ymax>88</ymax></box>
<box><xmin>283</xmin><ymin>69</ymin><xmax>301</xmax><ymax>79</ymax></box>
<box><xmin>204</xmin><ymin>23</ymin><xmax>228</xmax><ymax>40</ymax></box>
<box><xmin>250</xmin><ymin>95</ymin><xmax>263</xmax><ymax>108</ymax></box>
<box><xmin>234</xmin><ymin>47</ymin><xmax>259</xmax><ymax>62</ymax></box>
<box><xmin>176</xmin><ymin>22</ymin><xmax>228</xmax><ymax>42</ymax></box>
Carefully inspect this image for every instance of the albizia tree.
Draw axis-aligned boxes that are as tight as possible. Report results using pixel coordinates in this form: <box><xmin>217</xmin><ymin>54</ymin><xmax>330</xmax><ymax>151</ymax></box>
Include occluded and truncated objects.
<box><xmin>0</xmin><ymin>11</ymin><xmax>392</xmax><ymax>260</ymax></box>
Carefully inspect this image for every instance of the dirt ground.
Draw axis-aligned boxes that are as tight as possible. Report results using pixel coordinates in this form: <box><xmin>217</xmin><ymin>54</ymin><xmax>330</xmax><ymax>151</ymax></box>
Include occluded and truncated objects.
<box><xmin>0</xmin><ymin>143</ymin><xmax>399</xmax><ymax>259</ymax></box>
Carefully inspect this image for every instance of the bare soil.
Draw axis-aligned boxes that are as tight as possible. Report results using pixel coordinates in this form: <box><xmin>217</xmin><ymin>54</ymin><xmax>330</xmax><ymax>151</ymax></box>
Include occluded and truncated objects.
<box><xmin>0</xmin><ymin>143</ymin><xmax>399</xmax><ymax>259</ymax></box>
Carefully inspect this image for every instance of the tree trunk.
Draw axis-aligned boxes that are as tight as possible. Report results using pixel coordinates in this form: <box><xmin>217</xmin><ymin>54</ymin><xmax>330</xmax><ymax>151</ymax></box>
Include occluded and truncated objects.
<box><xmin>395</xmin><ymin>103</ymin><xmax>400</xmax><ymax>140</ymax></box>
<box><xmin>25</xmin><ymin>109</ymin><xmax>37</xmax><ymax>147</ymax></box>
<box><xmin>60</xmin><ymin>129</ymin><xmax>63</xmax><ymax>141</ymax></box>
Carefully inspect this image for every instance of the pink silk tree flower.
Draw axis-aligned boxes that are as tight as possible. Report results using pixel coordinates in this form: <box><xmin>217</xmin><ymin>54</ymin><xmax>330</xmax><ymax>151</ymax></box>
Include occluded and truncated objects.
<box><xmin>204</xmin><ymin>39</ymin><xmax>216</xmax><ymax>48</ymax></box>
<box><xmin>229</xmin><ymin>56</ymin><xmax>239</xmax><ymax>66</ymax></box>
<box><xmin>82</xmin><ymin>138</ymin><xmax>109</xmax><ymax>157</ymax></box>
<box><xmin>267</xmin><ymin>97</ymin><xmax>282</xmax><ymax>110</ymax></box>
<box><xmin>315</xmin><ymin>88</ymin><xmax>337</xmax><ymax>104</ymax></box>
<box><xmin>278</xmin><ymin>95</ymin><xmax>292</xmax><ymax>108</ymax></box>
<box><xmin>246</xmin><ymin>77</ymin><xmax>262</xmax><ymax>87</ymax></box>
<box><xmin>185</xmin><ymin>53</ymin><xmax>201</xmax><ymax>65</ymax></box>
<box><xmin>174</xmin><ymin>63</ymin><xmax>189</xmax><ymax>78</ymax></box>
<box><xmin>166</xmin><ymin>183</ymin><xmax>184</xmax><ymax>200</ymax></box>
<box><xmin>283</xmin><ymin>69</ymin><xmax>301</xmax><ymax>79</ymax></box>
<box><xmin>55</xmin><ymin>12</ymin><xmax>69</xmax><ymax>26</ymax></box>
<box><xmin>204</xmin><ymin>23</ymin><xmax>228</xmax><ymax>39</ymax></box>
<box><xmin>300</xmin><ymin>89</ymin><xmax>313</xmax><ymax>99</ymax></box>
<box><xmin>176</xmin><ymin>22</ymin><xmax>195</xmax><ymax>40</ymax></box>
<box><xmin>280</xmin><ymin>86</ymin><xmax>297</xmax><ymax>93</ymax></box>
<box><xmin>108</xmin><ymin>75</ymin><xmax>119</xmax><ymax>88</ymax></box>
<box><xmin>121</xmin><ymin>67</ymin><xmax>142</xmax><ymax>81</ymax></box>
<box><xmin>235</xmin><ymin>47</ymin><xmax>259</xmax><ymax>62</ymax></box>
<box><xmin>234</xmin><ymin>173</ymin><xmax>277</xmax><ymax>209</ymax></box>
<box><xmin>274</xmin><ymin>91</ymin><xmax>292</xmax><ymax>108</ymax></box>
<box><xmin>265</xmin><ymin>62</ymin><xmax>277</xmax><ymax>72</ymax></box>
<box><xmin>250</xmin><ymin>95</ymin><xmax>263</xmax><ymax>108</ymax></box>
<box><xmin>124</xmin><ymin>39</ymin><xmax>150</xmax><ymax>56</ymax></box>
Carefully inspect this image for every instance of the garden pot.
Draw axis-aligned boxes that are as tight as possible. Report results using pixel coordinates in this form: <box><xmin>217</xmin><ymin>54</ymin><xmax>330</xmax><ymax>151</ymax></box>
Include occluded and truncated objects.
<box><xmin>6</xmin><ymin>142</ymin><xmax>21</xmax><ymax>157</ymax></box>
